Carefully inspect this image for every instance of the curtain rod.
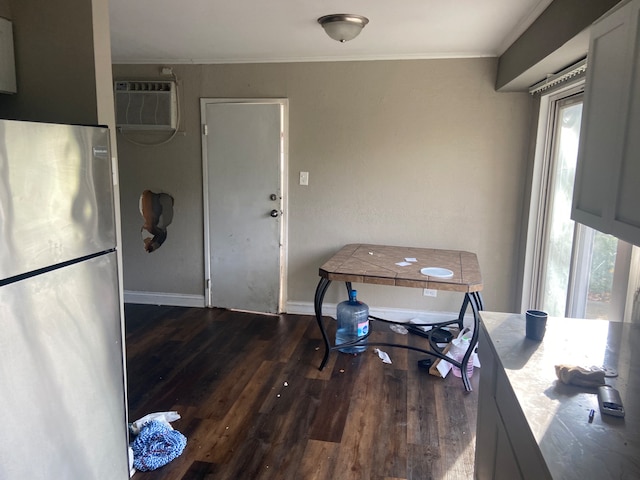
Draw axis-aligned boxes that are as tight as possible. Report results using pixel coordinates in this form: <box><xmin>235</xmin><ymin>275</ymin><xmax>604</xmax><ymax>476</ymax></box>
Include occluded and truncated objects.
<box><xmin>529</xmin><ymin>58</ymin><xmax>588</xmax><ymax>95</ymax></box>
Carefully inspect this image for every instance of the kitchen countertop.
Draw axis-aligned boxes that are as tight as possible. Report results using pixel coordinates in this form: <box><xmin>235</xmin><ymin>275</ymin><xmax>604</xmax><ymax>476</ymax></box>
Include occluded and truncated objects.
<box><xmin>480</xmin><ymin>312</ymin><xmax>639</xmax><ymax>479</ymax></box>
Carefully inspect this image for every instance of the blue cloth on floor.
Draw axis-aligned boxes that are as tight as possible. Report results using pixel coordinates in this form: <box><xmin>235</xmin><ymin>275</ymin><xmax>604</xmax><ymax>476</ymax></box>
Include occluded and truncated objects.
<box><xmin>131</xmin><ymin>419</ymin><xmax>187</xmax><ymax>471</ymax></box>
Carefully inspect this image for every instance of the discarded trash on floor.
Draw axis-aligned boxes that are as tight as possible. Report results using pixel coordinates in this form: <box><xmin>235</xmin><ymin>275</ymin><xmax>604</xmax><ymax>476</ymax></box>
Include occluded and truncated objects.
<box><xmin>129</xmin><ymin>411</ymin><xmax>186</xmax><ymax>472</ymax></box>
<box><xmin>389</xmin><ymin>324</ymin><xmax>408</xmax><ymax>335</ymax></box>
<box><xmin>374</xmin><ymin>348</ymin><xmax>392</xmax><ymax>364</ymax></box>
<box><xmin>130</xmin><ymin>419</ymin><xmax>187</xmax><ymax>471</ymax></box>
<box><xmin>408</xmin><ymin>317</ymin><xmax>433</xmax><ymax>332</ymax></box>
<box><xmin>130</xmin><ymin>411</ymin><xmax>181</xmax><ymax>435</ymax></box>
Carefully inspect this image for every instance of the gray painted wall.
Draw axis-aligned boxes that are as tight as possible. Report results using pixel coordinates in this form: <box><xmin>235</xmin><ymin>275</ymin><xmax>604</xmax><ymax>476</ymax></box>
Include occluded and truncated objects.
<box><xmin>496</xmin><ymin>0</ymin><xmax>620</xmax><ymax>91</ymax></box>
<box><xmin>0</xmin><ymin>0</ymin><xmax>116</xmax><ymax>131</ymax></box>
<box><xmin>113</xmin><ymin>59</ymin><xmax>533</xmax><ymax>314</ymax></box>
<box><xmin>0</xmin><ymin>0</ymin><xmax>98</xmax><ymax>124</ymax></box>
<box><xmin>0</xmin><ymin>0</ymin><xmax>10</xmax><ymax>19</ymax></box>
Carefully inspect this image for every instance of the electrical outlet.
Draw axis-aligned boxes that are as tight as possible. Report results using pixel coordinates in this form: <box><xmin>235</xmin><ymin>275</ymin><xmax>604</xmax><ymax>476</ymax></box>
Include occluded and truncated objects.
<box><xmin>423</xmin><ymin>289</ymin><xmax>437</xmax><ymax>297</ymax></box>
<box><xmin>299</xmin><ymin>171</ymin><xmax>309</xmax><ymax>186</ymax></box>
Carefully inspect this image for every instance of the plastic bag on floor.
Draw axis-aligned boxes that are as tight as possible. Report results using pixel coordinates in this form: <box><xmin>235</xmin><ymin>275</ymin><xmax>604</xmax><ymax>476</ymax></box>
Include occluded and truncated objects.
<box><xmin>130</xmin><ymin>411</ymin><xmax>181</xmax><ymax>435</ymax></box>
<box><xmin>131</xmin><ymin>420</ymin><xmax>187</xmax><ymax>471</ymax></box>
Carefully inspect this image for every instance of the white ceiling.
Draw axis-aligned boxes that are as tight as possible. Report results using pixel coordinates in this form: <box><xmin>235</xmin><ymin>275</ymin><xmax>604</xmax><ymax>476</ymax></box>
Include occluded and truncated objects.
<box><xmin>108</xmin><ymin>0</ymin><xmax>554</xmax><ymax>64</ymax></box>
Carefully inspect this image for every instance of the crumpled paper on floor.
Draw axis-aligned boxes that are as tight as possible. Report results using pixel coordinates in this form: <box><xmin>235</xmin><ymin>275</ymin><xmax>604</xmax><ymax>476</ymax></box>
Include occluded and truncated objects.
<box><xmin>389</xmin><ymin>324</ymin><xmax>408</xmax><ymax>334</ymax></box>
<box><xmin>408</xmin><ymin>317</ymin><xmax>433</xmax><ymax>332</ymax></box>
<box><xmin>374</xmin><ymin>348</ymin><xmax>392</xmax><ymax>364</ymax></box>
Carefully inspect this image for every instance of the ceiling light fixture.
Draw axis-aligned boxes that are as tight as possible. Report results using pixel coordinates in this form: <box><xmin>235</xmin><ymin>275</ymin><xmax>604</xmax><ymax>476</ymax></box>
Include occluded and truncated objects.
<box><xmin>317</xmin><ymin>14</ymin><xmax>369</xmax><ymax>43</ymax></box>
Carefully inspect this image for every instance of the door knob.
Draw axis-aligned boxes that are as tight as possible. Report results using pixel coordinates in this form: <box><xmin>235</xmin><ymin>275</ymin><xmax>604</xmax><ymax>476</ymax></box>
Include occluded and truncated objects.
<box><xmin>270</xmin><ymin>209</ymin><xmax>280</xmax><ymax>218</ymax></box>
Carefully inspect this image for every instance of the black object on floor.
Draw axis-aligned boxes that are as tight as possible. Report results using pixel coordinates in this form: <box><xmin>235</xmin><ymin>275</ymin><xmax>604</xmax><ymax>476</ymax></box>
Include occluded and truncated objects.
<box><xmin>407</xmin><ymin>325</ymin><xmax>453</xmax><ymax>343</ymax></box>
<box><xmin>418</xmin><ymin>358</ymin><xmax>433</xmax><ymax>370</ymax></box>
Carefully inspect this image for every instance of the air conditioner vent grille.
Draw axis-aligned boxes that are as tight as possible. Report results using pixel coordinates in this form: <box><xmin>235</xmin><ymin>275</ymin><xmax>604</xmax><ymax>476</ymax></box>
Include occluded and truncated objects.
<box><xmin>115</xmin><ymin>81</ymin><xmax>173</xmax><ymax>92</ymax></box>
<box><xmin>114</xmin><ymin>80</ymin><xmax>177</xmax><ymax>131</ymax></box>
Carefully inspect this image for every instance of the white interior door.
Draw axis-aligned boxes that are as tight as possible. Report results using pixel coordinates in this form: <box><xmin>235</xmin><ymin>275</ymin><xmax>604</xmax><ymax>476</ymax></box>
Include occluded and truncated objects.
<box><xmin>201</xmin><ymin>99</ymin><xmax>287</xmax><ymax>314</ymax></box>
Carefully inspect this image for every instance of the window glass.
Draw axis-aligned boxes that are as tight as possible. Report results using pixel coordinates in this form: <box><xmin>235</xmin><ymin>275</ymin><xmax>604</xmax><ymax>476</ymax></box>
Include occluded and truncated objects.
<box><xmin>530</xmin><ymin>87</ymin><xmax>634</xmax><ymax>320</ymax></box>
<box><xmin>541</xmin><ymin>101</ymin><xmax>582</xmax><ymax>316</ymax></box>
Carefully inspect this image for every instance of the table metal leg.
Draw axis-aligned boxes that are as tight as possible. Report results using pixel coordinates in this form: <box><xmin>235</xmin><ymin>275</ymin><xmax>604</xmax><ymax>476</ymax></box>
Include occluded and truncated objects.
<box><xmin>456</xmin><ymin>293</ymin><xmax>471</xmax><ymax>331</ymax></box>
<box><xmin>459</xmin><ymin>291</ymin><xmax>483</xmax><ymax>392</ymax></box>
<box><xmin>314</xmin><ymin>277</ymin><xmax>332</xmax><ymax>370</ymax></box>
<box><xmin>474</xmin><ymin>291</ymin><xmax>485</xmax><ymax>311</ymax></box>
<box><xmin>313</xmin><ymin>274</ymin><xmax>484</xmax><ymax>391</ymax></box>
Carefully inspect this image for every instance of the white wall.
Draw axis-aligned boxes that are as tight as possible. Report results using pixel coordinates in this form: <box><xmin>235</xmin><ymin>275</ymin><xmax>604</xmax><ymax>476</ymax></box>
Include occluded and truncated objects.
<box><xmin>113</xmin><ymin>58</ymin><xmax>533</xmax><ymax>314</ymax></box>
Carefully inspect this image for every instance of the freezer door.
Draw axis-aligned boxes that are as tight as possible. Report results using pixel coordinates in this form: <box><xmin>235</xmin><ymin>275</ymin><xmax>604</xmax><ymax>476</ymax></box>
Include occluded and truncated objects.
<box><xmin>0</xmin><ymin>120</ymin><xmax>116</xmax><ymax>280</ymax></box>
<box><xmin>0</xmin><ymin>253</ymin><xmax>129</xmax><ymax>480</ymax></box>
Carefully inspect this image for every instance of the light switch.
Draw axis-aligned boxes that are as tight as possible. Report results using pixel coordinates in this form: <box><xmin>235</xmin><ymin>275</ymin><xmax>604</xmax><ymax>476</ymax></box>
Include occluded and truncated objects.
<box><xmin>299</xmin><ymin>171</ymin><xmax>309</xmax><ymax>186</ymax></box>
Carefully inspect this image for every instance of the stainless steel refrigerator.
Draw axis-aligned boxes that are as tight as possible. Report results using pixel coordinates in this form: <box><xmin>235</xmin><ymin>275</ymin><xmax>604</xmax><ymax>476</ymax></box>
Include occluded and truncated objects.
<box><xmin>0</xmin><ymin>120</ymin><xmax>129</xmax><ymax>479</ymax></box>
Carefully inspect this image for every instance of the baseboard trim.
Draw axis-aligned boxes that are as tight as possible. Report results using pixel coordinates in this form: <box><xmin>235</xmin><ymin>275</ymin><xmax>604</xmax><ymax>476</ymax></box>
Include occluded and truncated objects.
<box><xmin>124</xmin><ymin>290</ymin><xmax>205</xmax><ymax>308</ymax></box>
<box><xmin>122</xmin><ymin>294</ymin><xmax>474</xmax><ymax>327</ymax></box>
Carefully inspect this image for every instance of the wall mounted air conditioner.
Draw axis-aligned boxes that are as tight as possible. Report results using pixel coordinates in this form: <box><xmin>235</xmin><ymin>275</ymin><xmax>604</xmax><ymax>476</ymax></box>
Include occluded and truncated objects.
<box><xmin>114</xmin><ymin>80</ymin><xmax>177</xmax><ymax>131</ymax></box>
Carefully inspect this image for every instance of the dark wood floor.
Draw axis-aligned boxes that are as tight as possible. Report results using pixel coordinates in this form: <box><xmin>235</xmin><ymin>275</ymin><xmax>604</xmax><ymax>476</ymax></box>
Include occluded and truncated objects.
<box><xmin>125</xmin><ymin>304</ymin><xmax>479</xmax><ymax>480</ymax></box>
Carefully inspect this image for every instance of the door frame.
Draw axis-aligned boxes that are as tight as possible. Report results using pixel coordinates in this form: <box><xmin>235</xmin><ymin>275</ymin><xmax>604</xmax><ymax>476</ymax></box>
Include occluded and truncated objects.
<box><xmin>200</xmin><ymin>98</ymin><xmax>289</xmax><ymax>312</ymax></box>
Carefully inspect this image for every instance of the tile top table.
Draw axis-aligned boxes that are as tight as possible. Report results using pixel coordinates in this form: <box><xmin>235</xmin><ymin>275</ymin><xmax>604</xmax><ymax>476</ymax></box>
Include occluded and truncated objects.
<box><xmin>314</xmin><ymin>244</ymin><xmax>484</xmax><ymax>391</ymax></box>
<box><xmin>318</xmin><ymin>243</ymin><xmax>483</xmax><ymax>292</ymax></box>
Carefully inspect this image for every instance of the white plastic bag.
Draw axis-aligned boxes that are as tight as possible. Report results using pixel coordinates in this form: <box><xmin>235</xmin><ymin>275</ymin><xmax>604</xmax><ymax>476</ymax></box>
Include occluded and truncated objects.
<box><xmin>443</xmin><ymin>328</ymin><xmax>479</xmax><ymax>378</ymax></box>
<box><xmin>130</xmin><ymin>411</ymin><xmax>181</xmax><ymax>435</ymax></box>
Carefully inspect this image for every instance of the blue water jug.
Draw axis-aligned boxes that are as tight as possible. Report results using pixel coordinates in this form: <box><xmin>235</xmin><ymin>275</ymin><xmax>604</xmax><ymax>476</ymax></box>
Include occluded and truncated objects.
<box><xmin>336</xmin><ymin>289</ymin><xmax>369</xmax><ymax>353</ymax></box>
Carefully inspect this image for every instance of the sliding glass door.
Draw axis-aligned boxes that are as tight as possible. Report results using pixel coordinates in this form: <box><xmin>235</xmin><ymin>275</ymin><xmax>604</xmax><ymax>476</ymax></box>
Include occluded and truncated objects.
<box><xmin>527</xmin><ymin>84</ymin><xmax>634</xmax><ymax>320</ymax></box>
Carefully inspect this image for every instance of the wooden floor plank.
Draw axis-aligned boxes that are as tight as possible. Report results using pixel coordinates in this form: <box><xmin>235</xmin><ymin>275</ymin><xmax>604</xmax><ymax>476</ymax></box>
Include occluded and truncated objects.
<box><xmin>434</xmin><ymin>376</ymin><xmax>479</xmax><ymax>480</ymax></box>
<box><xmin>196</xmin><ymin>359</ymin><xmax>280</xmax><ymax>464</ymax></box>
<box><xmin>330</xmin><ymin>350</ymin><xmax>400</xmax><ymax>480</ymax></box>
<box><xmin>124</xmin><ymin>304</ymin><xmax>478</xmax><ymax>480</ymax></box>
<box><xmin>407</xmin><ymin>353</ymin><xmax>441</xmax><ymax>447</ymax></box>
<box><xmin>298</xmin><ymin>440</ymin><xmax>340</xmax><ymax>480</ymax></box>
<box><xmin>372</xmin><ymin>367</ymin><xmax>408</xmax><ymax>479</ymax></box>
<box><xmin>308</xmin><ymin>352</ymin><xmax>362</xmax><ymax>443</ymax></box>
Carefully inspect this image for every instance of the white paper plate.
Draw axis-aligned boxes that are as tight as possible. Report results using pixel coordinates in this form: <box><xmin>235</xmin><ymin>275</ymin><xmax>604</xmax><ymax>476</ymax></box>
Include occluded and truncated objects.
<box><xmin>420</xmin><ymin>267</ymin><xmax>454</xmax><ymax>278</ymax></box>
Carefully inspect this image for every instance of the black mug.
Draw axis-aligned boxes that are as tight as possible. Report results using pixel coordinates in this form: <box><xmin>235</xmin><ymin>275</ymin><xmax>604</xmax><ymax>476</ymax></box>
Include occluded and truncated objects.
<box><xmin>525</xmin><ymin>310</ymin><xmax>548</xmax><ymax>341</ymax></box>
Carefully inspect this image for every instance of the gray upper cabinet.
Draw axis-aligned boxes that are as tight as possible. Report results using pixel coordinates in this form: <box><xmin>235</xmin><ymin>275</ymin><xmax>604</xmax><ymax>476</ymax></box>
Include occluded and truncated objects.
<box><xmin>572</xmin><ymin>0</ymin><xmax>640</xmax><ymax>246</ymax></box>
